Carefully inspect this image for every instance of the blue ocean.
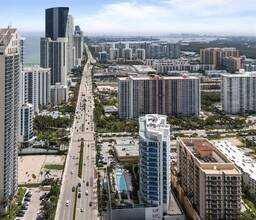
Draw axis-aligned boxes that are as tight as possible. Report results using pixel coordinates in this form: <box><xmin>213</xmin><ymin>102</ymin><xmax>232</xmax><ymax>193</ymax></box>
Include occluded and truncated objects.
<box><xmin>21</xmin><ymin>32</ymin><xmax>43</xmax><ymax>65</ymax></box>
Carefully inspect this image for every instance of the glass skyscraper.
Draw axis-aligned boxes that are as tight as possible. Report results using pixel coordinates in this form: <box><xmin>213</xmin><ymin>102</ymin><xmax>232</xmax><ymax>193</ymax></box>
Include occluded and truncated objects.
<box><xmin>139</xmin><ymin>114</ymin><xmax>170</xmax><ymax>219</ymax></box>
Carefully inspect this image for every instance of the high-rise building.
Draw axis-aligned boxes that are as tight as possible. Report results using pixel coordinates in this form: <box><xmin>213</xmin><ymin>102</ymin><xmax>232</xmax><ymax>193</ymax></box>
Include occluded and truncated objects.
<box><xmin>200</xmin><ymin>47</ymin><xmax>240</xmax><ymax>67</ymax></box>
<box><xmin>40</xmin><ymin>33</ymin><xmax>68</xmax><ymax>86</ymax></box>
<box><xmin>45</xmin><ymin>7</ymin><xmax>69</xmax><ymax>40</ymax></box>
<box><xmin>0</xmin><ymin>28</ymin><xmax>20</xmax><ymax>211</ymax></box>
<box><xmin>22</xmin><ymin>66</ymin><xmax>51</xmax><ymax>112</ymax></box>
<box><xmin>66</xmin><ymin>15</ymin><xmax>74</xmax><ymax>71</ymax></box>
<box><xmin>99</xmin><ymin>51</ymin><xmax>107</xmax><ymax>62</ymax></box>
<box><xmin>147</xmin><ymin>44</ymin><xmax>161</xmax><ymax>59</ymax></box>
<box><xmin>73</xmin><ymin>25</ymin><xmax>83</xmax><ymax>66</ymax></box>
<box><xmin>40</xmin><ymin>7</ymin><xmax>73</xmax><ymax>86</ymax></box>
<box><xmin>139</xmin><ymin>114</ymin><xmax>170</xmax><ymax>220</ymax></box>
<box><xmin>50</xmin><ymin>83</ymin><xmax>68</xmax><ymax>105</ymax></box>
<box><xmin>20</xmin><ymin>103</ymin><xmax>34</xmax><ymax>147</ymax></box>
<box><xmin>221</xmin><ymin>73</ymin><xmax>256</xmax><ymax>114</ymax></box>
<box><xmin>135</xmin><ymin>49</ymin><xmax>146</xmax><ymax>60</ymax></box>
<box><xmin>109</xmin><ymin>48</ymin><xmax>119</xmax><ymax>60</ymax></box>
<box><xmin>115</xmin><ymin>42</ymin><xmax>126</xmax><ymax>57</ymax></box>
<box><xmin>177</xmin><ymin>137</ymin><xmax>241</xmax><ymax>220</ymax></box>
<box><xmin>122</xmin><ymin>48</ymin><xmax>132</xmax><ymax>60</ymax></box>
<box><xmin>118</xmin><ymin>75</ymin><xmax>200</xmax><ymax>119</ymax></box>
<box><xmin>165</xmin><ymin>43</ymin><xmax>180</xmax><ymax>59</ymax></box>
<box><xmin>222</xmin><ymin>56</ymin><xmax>242</xmax><ymax>71</ymax></box>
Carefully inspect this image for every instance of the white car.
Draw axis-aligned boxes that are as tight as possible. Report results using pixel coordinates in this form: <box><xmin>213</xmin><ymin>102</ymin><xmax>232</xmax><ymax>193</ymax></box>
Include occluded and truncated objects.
<box><xmin>66</xmin><ymin>200</ymin><xmax>69</xmax><ymax>206</ymax></box>
<box><xmin>70</xmin><ymin>170</ymin><xmax>74</xmax><ymax>174</ymax></box>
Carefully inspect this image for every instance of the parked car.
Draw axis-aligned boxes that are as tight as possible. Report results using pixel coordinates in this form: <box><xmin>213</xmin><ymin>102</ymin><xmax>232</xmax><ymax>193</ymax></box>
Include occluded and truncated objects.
<box><xmin>78</xmin><ymin>192</ymin><xmax>81</xmax><ymax>198</ymax></box>
<box><xmin>25</xmin><ymin>191</ymin><xmax>32</xmax><ymax>197</ymax></box>
<box><xmin>72</xmin><ymin>186</ymin><xmax>75</xmax><ymax>192</ymax></box>
<box><xmin>16</xmin><ymin>212</ymin><xmax>24</xmax><ymax>217</ymax></box>
<box><xmin>20</xmin><ymin>205</ymin><xmax>28</xmax><ymax>210</ymax></box>
<box><xmin>24</xmin><ymin>197</ymin><xmax>31</xmax><ymax>201</ymax></box>
<box><xmin>23</xmin><ymin>202</ymin><xmax>29</xmax><ymax>206</ymax></box>
<box><xmin>78</xmin><ymin>182</ymin><xmax>81</xmax><ymax>187</ymax></box>
<box><xmin>89</xmin><ymin>201</ymin><xmax>92</xmax><ymax>206</ymax></box>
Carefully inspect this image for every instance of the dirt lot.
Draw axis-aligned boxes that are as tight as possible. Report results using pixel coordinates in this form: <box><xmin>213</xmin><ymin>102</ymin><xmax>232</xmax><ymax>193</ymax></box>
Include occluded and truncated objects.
<box><xmin>18</xmin><ymin>155</ymin><xmax>66</xmax><ymax>184</ymax></box>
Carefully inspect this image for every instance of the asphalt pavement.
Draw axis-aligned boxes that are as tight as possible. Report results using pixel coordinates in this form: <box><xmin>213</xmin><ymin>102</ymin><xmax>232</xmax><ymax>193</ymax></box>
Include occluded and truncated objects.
<box><xmin>55</xmin><ymin>44</ymin><xmax>98</xmax><ymax>220</ymax></box>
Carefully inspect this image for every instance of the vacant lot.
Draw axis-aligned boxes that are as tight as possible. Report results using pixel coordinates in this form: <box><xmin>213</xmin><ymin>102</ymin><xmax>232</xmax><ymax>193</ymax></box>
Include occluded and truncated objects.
<box><xmin>18</xmin><ymin>155</ymin><xmax>66</xmax><ymax>184</ymax></box>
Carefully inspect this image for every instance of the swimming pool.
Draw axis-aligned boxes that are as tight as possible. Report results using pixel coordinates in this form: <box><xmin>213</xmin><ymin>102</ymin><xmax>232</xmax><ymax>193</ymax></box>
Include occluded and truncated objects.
<box><xmin>116</xmin><ymin>173</ymin><xmax>127</xmax><ymax>192</ymax></box>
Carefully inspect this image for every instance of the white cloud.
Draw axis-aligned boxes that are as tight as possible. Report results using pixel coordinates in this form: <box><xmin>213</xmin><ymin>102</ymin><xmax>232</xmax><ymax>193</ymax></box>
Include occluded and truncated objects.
<box><xmin>76</xmin><ymin>0</ymin><xmax>256</xmax><ymax>35</ymax></box>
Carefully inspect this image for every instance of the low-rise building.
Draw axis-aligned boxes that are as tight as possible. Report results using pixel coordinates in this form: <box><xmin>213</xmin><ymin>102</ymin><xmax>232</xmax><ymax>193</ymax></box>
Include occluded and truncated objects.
<box><xmin>213</xmin><ymin>140</ymin><xmax>256</xmax><ymax>194</ymax></box>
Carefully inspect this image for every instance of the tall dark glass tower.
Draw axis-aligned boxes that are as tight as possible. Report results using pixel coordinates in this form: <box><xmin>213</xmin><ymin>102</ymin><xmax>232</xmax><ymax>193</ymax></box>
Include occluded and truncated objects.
<box><xmin>40</xmin><ymin>7</ymin><xmax>71</xmax><ymax>87</ymax></box>
<box><xmin>45</xmin><ymin>7</ymin><xmax>69</xmax><ymax>40</ymax></box>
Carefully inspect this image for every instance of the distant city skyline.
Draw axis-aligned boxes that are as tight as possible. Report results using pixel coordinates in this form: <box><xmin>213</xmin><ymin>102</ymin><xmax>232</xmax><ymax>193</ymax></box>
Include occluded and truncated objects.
<box><xmin>1</xmin><ymin>0</ymin><xmax>256</xmax><ymax>36</ymax></box>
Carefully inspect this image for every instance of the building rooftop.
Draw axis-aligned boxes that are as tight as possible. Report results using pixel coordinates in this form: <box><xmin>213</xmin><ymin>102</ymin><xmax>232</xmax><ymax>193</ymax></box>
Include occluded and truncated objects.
<box><xmin>103</xmin><ymin>105</ymin><xmax>118</xmax><ymax>113</ymax></box>
<box><xmin>182</xmin><ymin>138</ymin><xmax>227</xmax><ymax>163</ymax></box>
<box><xmin>179</xmin><ymin>138</ymin><xmax>241</xmax><ymax>174</ymax></box>
<box><xmin>213</xmin><ymin>140</ymin><xmax>256</xmax><ymax>181</ymax></box>
<box><xmin>119</xmin><ymin>74</ymin><xmax>199</xmax><ymax>81</ymax></box>
<box><xmin>0</xmin><ymin>28</ymin><xmax>17</xmax><ymax>46</ymax></box>
<box><xmin>132</xmin><ymin>65</ymin><xmax>156</xmax><ymax>74</ymax></box>
<box><xmin>114</xmin><ymin>139</ymin><xmax>139</xmax><ymax>160</ymax></box>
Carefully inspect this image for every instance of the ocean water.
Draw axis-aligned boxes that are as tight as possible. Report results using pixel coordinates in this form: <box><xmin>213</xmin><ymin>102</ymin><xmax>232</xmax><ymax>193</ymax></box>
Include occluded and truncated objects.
<box><xmin>22</xmin><ymin>32</ymin><xmax>42</xmax><ymax>65</ymax></box>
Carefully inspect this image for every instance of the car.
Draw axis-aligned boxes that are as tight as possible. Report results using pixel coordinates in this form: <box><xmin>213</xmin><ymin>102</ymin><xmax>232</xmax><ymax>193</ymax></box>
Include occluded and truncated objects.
<box><xmin>23</xmin><ymin>202</ymin><xmax>29</xmax><ymax>206</ymax></box>
<box><xmin>78</xmin><ymin>192</ymin><xmax>81</xmax><ymax>198</ymax></box>
<box><xmin>72</xmin><ymin>186</ymin><xmax>75</xmax><ymax>192</ymax></box>
<box><xmin>25</xmin><ymin>193</ymin><xmax>32</xmax><ymax>197</ymax></box>
<box><xmin>18</xmin><ymin>210</ymin><xmax>26</xmax><ymax>214</ymax></box>
<box><xmin>24</xmin><ymin>197</ymin><xmax>31</xmax><ymax>201</ymax></box>
<box><xmin>21</xmin><ymin>205</ymin><xmax>28</xmax><ymax>210</ymax></box>
<box><xmin>88</xmin><ymin>144</ymin><xmax>90</xmax><ymax>147</ymax></box>
<box><xmin>86</xmin><ymin>181</ymin><xmax>89</xmax><ymax>186</ymax></box>
<box><xmin>25</xmin><ymin>191</ymin><xmax>32</xmax><ymax>197</ymax></box>
<box><xmin>78</xmin><ymin>187</ymin><xmax>81</xmax><ymax>192</ymax></box>
<box><xmin>83</xmin><ymin>179</ymin><xmax>86</xmax><ymax>183</ymax></box>
<box><xmin>16</xmin><ymin>212</ymin><xmax>24</xmax><ymax>217</ymax></box>
<box><xmin>40</xmin><ymin>194</ymin><xmax>48</xmax><ymax>200</ymax></box>
<box><xmin>73</xmin><ymin>156</ymin><xmax>75</xmax><ymax>159</ymax></box>
<box><xmin>78</xmin><ymin>182</ymin><xmax>81</xmax><ymax>187</ymax></box>
<box><xmin>89</xmin><ymin>201</ymin><xmax>92</xmax><ymax>206</ymax></box>
<box><xmin>83</xmin><ymin>163</ymin><xmax>86</xmax><ymax>166</ymax></box>
<box><xmin>85</xmin><ymin>190</ymin><xmax>89</xmax><ymax>195</ymax></box>
<box><xmin>80</xmin><ymin>207</ymin><xmax>84</xmax><ymax>212</ymax></box>
<box><xmin>66</xmin><ymin>200</ymin><xmax>70</xmax><ymax>206</ymax></box>
<box><xmin>70</xmin><ymin>170</ymin><xmax>74</xmax><ymax>174</ymax></box>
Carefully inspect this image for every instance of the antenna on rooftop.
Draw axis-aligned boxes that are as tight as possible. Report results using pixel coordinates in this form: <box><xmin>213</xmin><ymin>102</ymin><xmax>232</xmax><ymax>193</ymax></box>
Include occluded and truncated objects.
<box><xmin>7</xmin><ymin>22</ymin><xmax>12</xmax><ymax>29</ymax></box>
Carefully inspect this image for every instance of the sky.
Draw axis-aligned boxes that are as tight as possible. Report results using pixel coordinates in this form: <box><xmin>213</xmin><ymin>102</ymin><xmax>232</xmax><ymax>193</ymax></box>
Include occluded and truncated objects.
<box><xmin>1</xmin><ymin>0</ymin><xmax>256</xmax><ymax>36</ymax></box>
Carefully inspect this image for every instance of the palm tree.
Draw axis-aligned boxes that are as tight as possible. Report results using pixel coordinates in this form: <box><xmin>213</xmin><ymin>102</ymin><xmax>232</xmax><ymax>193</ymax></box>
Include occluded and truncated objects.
<box><xmin>44</xmin><ymin>170</ymin><xmax>51</xmax><ymax>179</ymax></box>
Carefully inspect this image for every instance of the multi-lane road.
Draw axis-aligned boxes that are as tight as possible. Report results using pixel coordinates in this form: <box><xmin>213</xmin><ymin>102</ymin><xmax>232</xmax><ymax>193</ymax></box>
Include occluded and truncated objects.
<box><xmin>55</xmin><ymin>44</ymin><xmax>98</xmax><ymax>220</ymax></box>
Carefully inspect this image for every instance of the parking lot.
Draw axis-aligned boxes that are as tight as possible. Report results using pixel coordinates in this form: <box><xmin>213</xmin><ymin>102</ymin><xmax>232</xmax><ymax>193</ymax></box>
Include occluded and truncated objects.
<box><xmin>14</xmin><ymin>188</ymin><xmax>50</xmax><ymax>220</ymax></box>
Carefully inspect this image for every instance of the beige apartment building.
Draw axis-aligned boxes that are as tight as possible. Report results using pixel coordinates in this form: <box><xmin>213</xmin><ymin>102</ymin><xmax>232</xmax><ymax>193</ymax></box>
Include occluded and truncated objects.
<box><xmin>200</xmin><ymin>47</ymin><xmax>240</xmax><ymax>67</ymax></box>
<box><xmin>177</xmin><ymin>138</ymin><xmax>241</xmax><ymax>220</ymax></box>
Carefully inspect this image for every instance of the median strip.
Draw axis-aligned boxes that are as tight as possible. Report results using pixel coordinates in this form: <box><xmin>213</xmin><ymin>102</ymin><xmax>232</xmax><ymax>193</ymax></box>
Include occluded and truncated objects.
<box><xmin>78</xmin><ymin>141</ymin><xmax>84</xmax><ymax>178</ymax></box>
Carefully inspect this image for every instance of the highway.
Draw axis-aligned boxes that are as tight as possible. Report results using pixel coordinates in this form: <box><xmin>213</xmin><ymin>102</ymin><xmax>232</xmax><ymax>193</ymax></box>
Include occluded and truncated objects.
<box><xmin>55</xmin><ymin>44</ymin><xmax>98</xmax><ymax>220</ymax></box>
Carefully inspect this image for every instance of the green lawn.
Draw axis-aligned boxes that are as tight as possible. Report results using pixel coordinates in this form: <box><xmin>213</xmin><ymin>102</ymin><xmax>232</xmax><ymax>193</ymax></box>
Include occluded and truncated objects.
<box><xmin>44</xmin><ymin>164</ymin><xmax>64</xmax><ymax>170</ymax></box>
